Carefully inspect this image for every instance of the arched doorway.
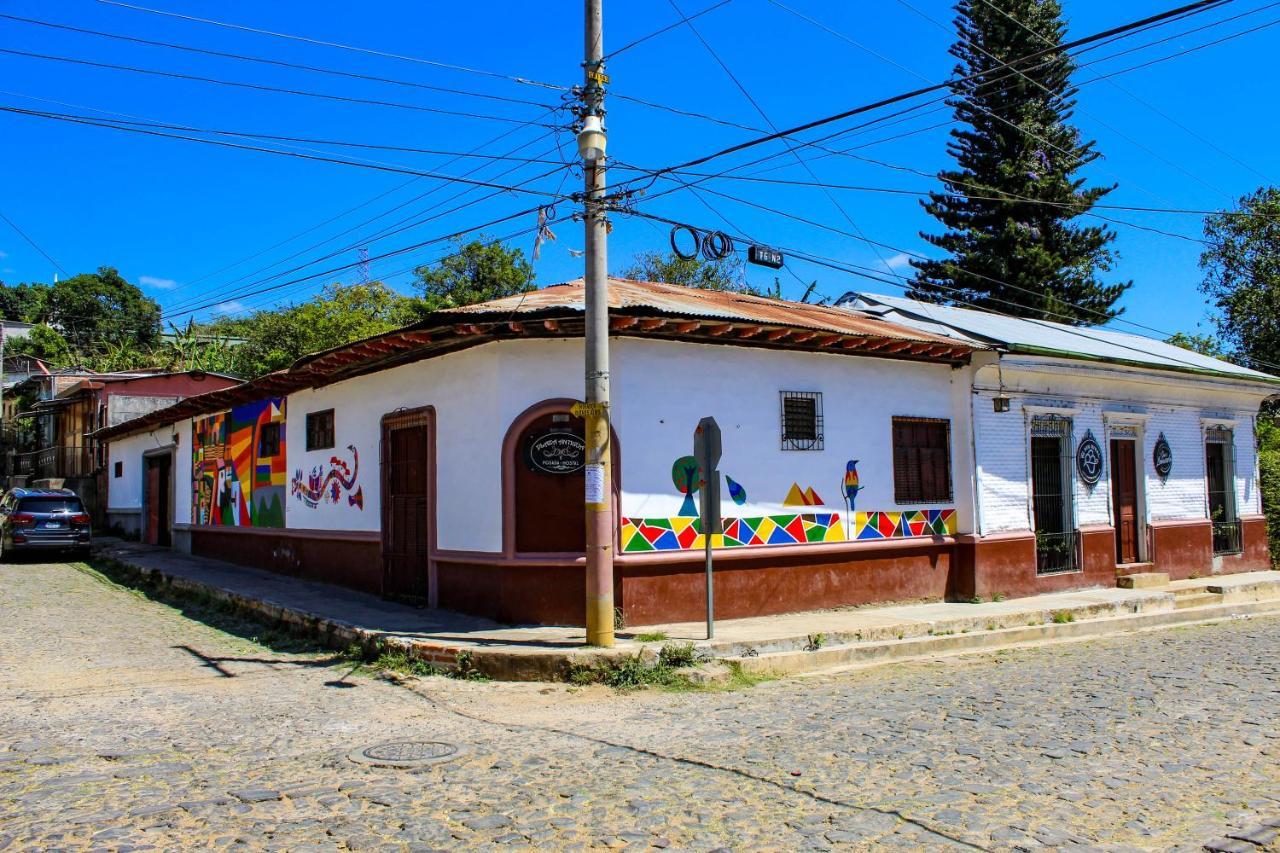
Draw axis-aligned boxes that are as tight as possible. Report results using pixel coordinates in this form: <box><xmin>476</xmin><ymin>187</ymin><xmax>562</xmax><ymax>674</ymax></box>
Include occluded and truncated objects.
<box><xmin>505</xmin><ymin>400</ymin><xmax>620</xmax><ymax>555</ymax></box>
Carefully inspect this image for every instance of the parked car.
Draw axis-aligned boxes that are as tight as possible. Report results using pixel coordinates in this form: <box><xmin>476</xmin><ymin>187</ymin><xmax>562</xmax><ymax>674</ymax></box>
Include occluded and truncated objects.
<box><xmin>0</xmin><ymin>487</ymin><xmax>92</xmax><ymax>559</ymax></box>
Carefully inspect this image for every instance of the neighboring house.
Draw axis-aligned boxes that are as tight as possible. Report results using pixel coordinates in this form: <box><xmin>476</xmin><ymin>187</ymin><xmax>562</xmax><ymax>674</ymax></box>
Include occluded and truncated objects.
<box><xmin>14</xmin><ymin>370</ymin><xmax>239</xmax><ymax>519</ymax></box>
<box><xmin>840</xmin><ymin>291</ymin><xmax>1279</xmax><ymax>598</ymax></box>
<box><xmin>96</xmin><ymin>279</ymin><xmax>1277</xmax><ymax>628</ymax></box>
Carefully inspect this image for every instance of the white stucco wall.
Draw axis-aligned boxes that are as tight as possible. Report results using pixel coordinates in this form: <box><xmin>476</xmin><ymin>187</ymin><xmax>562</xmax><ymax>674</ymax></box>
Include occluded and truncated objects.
<box><xmin>285</xmin><ymin>338</ymin><xmax>584</xmax><ymax>551</ymax></box>
<box><xmin>971</xmin><ymin>357</ymin><xmax>1269</xmax><ymax>535</ymax></box>
<box><xmin>105</xmin><ymin>420</ymin><xmax>191</xmax><ymax>523</ymax></box>
<box><xmin>612</xmin><ymin>337</ymin><xmax>967</xmax><ymax>523</ymax></box>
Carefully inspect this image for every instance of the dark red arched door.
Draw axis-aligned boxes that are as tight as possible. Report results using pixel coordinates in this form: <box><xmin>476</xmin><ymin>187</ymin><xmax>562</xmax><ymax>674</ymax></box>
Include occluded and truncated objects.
<box><xmin>515</xmin><ymin>412</ymin><xmax>587</xmax><ymax>553</ymax></box>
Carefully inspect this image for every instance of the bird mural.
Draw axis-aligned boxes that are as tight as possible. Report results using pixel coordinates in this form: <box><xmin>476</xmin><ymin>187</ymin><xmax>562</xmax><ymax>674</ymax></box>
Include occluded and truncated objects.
<box><xmin>843</xmin><ymin>460</ymin><xmax>863</xmax><ymax>538</ymax></box>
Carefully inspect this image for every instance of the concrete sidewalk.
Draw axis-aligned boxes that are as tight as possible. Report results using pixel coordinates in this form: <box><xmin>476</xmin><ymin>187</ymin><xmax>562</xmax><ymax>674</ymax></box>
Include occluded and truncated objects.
<box><xmin>91</xmin><ymin>538</ymin><xmax>1280</xmax><ymax>681</ymax></box>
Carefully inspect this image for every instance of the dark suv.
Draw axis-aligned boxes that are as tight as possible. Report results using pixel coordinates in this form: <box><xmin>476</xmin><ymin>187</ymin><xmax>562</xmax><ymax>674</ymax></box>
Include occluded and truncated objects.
<box><xmin>0</xmin><ymin>488</ymin><xmax>92</xmax><ymax>559</ymax></box>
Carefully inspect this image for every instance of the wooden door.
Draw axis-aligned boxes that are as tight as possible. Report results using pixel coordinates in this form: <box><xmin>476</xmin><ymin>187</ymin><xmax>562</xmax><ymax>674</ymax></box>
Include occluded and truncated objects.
<box><xmin>515</xmin><ymin>413</ymin><xmax>587</xmax><ymax>553</ymax></box>
<box><xmin>382</xmin><ymin>422</ymin><xmax>430</xmax><ymax>600</ymax></box>
<box><xmin>144</xmin><ymin>454</ymin><xmax>172</xmax><ymax>546</ymax></box>
<box><xmin>1110</xmin><ymin>439</ymin><xmax>1139</xmax><ymax>564</ymax></box>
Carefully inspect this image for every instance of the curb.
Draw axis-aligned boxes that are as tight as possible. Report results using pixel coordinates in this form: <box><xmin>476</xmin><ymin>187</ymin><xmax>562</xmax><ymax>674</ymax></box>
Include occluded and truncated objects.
<box><xmin>729</xmin><ymin>599</ymin><xmax>1280</xmax><ymax>677</ymax></box>
<box><xmin>89</xmin><ymin>545</ymin><xmax>1280</xmax><ymax>682</ymax></box>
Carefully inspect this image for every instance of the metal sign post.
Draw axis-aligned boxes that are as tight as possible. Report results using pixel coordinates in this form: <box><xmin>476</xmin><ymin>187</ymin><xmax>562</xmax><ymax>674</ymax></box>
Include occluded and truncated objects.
<box><xmin>694</xmin><ymin>417</ymin><xmax>721</xmax><ymax>640</ymax></box>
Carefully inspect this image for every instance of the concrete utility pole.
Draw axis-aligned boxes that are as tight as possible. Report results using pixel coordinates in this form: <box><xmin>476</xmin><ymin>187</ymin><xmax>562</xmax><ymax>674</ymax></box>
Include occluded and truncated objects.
<box><xmin>580</xmin><ymin>0</ymin><xmax>613</xmax><ymax>647</ymax></box>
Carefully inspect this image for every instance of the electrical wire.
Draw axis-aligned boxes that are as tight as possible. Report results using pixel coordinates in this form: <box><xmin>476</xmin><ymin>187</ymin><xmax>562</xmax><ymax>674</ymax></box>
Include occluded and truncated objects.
<box><xmin>0</xmin><ymin>210</ymin><xmax>68</xmax><ymax>277</ymax></box>
<box><xmin>91</xmin><ymin>0</ymin><xmax>570</xmax><ymax>91</ymax></box>
<box><xmin>0</xmin><ymin>106</ymin><xmax>569</xmax><ymax>197</ymax></box>
<box><xmin>0</xmin><ymin>13</ymin><xmax>556</xmax><ymax>110</ymax></box>
<box><xmin>605</xmin><ymin>0</ymin><xmax>735</xmax><ymax>59</ymax></box>
<box><xmin>0</xmin><ymin>49</ymin><xmax>556</xmax><ymax>126</ymax></box>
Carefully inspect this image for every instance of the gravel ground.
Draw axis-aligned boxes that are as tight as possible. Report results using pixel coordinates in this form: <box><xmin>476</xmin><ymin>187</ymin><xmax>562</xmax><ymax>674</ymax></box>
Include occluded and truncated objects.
<box><xmin>1</xmin><ymin>558</ymin><xmax>1278</xmax><ymax>851</ymax></box>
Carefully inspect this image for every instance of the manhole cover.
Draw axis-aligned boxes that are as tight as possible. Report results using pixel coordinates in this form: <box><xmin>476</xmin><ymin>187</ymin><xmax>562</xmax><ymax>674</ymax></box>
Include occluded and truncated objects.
<box><xmin>348</xmin><ymin>740</ymin><xmax>463</xmax><ymax>768</ymax></box>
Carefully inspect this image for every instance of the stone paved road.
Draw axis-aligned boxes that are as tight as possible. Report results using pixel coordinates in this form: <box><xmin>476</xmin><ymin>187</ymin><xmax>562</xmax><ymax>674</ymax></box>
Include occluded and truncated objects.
<box><xmin>2</xmin><ymin>559</ymin><xmax>1279</xmax><ymax>851</ymax></box>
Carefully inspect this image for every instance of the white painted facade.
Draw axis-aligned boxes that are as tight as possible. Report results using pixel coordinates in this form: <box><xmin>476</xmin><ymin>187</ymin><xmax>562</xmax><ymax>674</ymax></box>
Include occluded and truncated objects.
<box><xmin>104</xmin><ymin>334</ymin><xmax>1272</xmax><ymax>559</ymax></box>
<box><xmin>968</xmin><ymin>355</ymin><xmax>1269</xmax><ymax>536</ymax></box>
<box><xmin>107</xmin><ymin>336</ymin><xmax>971</xmax><ymax>551</ymax></box>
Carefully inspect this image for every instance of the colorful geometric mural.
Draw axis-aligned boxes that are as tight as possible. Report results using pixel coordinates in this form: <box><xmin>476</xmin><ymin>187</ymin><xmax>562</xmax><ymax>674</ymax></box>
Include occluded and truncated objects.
<box><xmin>292</xmin><ymin>445</ymin><xmax>364</xmax><ymax>510</ymax></box>
<box><xmin>191</xmin><ymin>398</ymin><xmax>287</xmax><ymax>528</ymax></box>
<box><xmin>783</xmin><ymin>483</ymin><xmax>826</xmax><ymax>506</ymax></box>
<box><xmin>620</xmin><ymin>509</ymin><xmax>956</xmax><ymax>553</ymax></box>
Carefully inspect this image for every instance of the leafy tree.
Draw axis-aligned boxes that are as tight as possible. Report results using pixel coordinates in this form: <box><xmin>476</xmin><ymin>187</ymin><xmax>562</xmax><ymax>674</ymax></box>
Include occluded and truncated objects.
<box><xmin>0</xmin><ymin>282</ymin><xmax>52</xmax><ymax>323</ymax></box>
<box><xmin>911</xmin><ymin>0</ymin><xmax>1130</xmax><ymax>324</ymax></box>
<box><xmin>1199</xmin><ymin>186</ymin><xmax>1280</xmax><ymax>371</ymax></box>
<box><xmin>46</xmin><ymin>267</ymin><xmax>161</xmax><ymax>354</ymax></box>
<box><xmin>203</xmin><ymin>281</ymin><xmax>419</xmax><ymax>379</ymax></box>
<box><xmin>624</xmin><ymin>250</ymin><xmax>746</xmax><ymax>292</ymax></box>
<box><xmin>414</xmin><ymin>236</ymin><xmax>534</xmax><ymax>310</ymax></box>
<box><xmin>1165</xmin><ymin>332</ymin><xmax>1226</xmax><ymax>359</ymax></box>
<box><xmin>9</xmin><ymin>323</ymin><xmax>73</xmax><ymax>366</ymax></box>
<box><xmin>1199</xmin><ymin>186</ymin><xmax>1280</xmax><ymax>566</ymax></box>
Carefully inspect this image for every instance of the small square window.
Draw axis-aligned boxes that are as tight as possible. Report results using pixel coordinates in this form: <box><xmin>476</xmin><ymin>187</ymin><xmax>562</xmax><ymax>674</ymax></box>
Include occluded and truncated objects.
<box><xmin>306</xmin><ymin>409</ymin><xmax>335</xmax><ymax>451</ymax></box>
<box><xmin>113</xmin><ymin>461</ymin><xmax>123</xmax><ymax>478</ymax></box>
<box><xmin>781</xmin><ymin>391</ymin><xmax>823</xmax><ymax>451</ymax></box>
<box><xmin>257</xmin><ymin>422</ymin><xmax>281</xmax><ymax>457</ymax></box>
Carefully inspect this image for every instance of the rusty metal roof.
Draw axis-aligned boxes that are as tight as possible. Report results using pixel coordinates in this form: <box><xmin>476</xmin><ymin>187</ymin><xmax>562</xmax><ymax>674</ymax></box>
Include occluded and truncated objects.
<box><xmin>98</xmin><ymin>278</ymin><xmax>975</xmax><ymax>441</ymax></box>
<box><xmin>451</xmin><ymin>277</ymin><xmax>963</xmax><ymax>343</ymax></box>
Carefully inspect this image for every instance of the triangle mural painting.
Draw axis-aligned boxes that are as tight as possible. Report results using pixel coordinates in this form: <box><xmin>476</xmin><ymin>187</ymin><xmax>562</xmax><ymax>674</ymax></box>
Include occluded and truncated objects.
<box><xmin>621</xmin><ymin>509</ymin><xmax>956</xmax><ymax>553</ymax></box>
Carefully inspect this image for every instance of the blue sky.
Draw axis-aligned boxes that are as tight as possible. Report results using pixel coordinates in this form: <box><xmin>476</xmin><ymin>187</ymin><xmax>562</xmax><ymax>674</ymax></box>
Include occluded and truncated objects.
<box><xmin>0</xmin><ymin>0</ymin><xmax>1276</xmax><ymax>342</ymax></box>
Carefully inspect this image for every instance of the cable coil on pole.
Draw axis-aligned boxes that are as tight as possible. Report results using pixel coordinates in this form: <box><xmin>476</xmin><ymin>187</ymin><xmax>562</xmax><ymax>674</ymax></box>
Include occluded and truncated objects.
<box><xmin>669</xmin><ymin>224</ymin><xmax>734</xmax><ymax>261</ymax></box>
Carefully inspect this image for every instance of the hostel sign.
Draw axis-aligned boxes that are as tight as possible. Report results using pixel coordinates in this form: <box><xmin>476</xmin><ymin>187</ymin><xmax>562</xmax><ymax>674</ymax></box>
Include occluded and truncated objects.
<box><xmin>526</xmin><ymin>431</ymin><xmax>586</xmax><ymax>474</ymax></box>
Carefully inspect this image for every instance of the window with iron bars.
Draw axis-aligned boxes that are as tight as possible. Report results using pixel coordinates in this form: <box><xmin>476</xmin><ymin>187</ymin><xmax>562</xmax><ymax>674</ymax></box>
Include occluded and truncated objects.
<box><xmin>1030</xmin><ymin>415</ymin><xmax>1077</xmax><ymax>574</ymax></box>
<box><xmin>1205</xmin><ymin>426</ymin><xmax>1240</xmax><ymax>555</ymax></box>
<box><xmin>780</xmin><ymin>391</ymin><xmax>823</xmax><ymax>451</ymax></box>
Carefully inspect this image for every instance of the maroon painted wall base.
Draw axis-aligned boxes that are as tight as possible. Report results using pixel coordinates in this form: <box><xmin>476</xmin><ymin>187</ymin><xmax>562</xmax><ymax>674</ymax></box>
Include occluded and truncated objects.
<box><xmin>189</xmin><ymin>526</ymin><xmax>383</xmax><ymax>594</ymax></box>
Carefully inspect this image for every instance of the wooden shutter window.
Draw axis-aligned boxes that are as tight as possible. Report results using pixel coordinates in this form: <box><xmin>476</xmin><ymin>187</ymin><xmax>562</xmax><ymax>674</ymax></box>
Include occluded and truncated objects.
<box><xmin>892</xmin><ymin>417</ymin><xmax>952</xmax><ymax>503</ymax></box>
<box><xmin>306</xmin><ymin>409</ymin><xmax>335</xmax><ymax>451</ymax></box>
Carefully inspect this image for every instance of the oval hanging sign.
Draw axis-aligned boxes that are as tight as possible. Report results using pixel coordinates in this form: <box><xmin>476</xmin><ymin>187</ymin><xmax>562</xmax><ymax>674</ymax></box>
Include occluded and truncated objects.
<box><xmin>526</xmin><ymin>431</ymin><xmax>586</xmax><ymax>475</ymax></box>
<box><xmin>1076</xmin><ymin>430</ymin><xmax>1103</xmax><ymax>488</ymax></box>
<box><xmin>1153</xmin><ymin>432</ymin><xmax>1173</xmax><ymax>481</ymax></box>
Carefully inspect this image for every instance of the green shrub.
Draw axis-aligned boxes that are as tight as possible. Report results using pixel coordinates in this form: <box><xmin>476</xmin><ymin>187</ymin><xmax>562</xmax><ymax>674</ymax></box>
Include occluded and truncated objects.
<box><xmin>657</xmin><ymin>641</ymin><xmax>696</xmax><ymax>669</ymax></box>
<box><xmin>1259</xmin><ymin>413</ymin><xmax>1280</xmax><ymax>568</ymax></box>
<box><xmin>1051</xmin><ymin>610</ymin><xmax>1075</xmax><ymax>624</ymax></box>
<box><xmin>634</xmin><ymin>631</ymin><xmax>669</xmax><ymax>642</ymax></box>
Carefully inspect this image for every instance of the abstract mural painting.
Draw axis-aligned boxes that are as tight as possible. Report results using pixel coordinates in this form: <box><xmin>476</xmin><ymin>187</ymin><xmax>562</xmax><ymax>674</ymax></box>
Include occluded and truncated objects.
<box><xmin>191</xmin><ymin>398</ymin><xmax>287</xmax><ymax>528</ymax></box>
<box><xmin>292</xmin><ymin>445</ymin><xmax>364</xmax><ymax>510</ymax></box>
<box><xmin>621</xmin><ymin>508</ymin><xmax>956</xmax><ymax>553</ymax></box>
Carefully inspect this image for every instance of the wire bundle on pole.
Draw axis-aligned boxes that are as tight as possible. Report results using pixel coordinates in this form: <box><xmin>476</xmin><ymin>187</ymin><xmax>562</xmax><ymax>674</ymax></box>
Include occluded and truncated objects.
<box><xmin>669</xmin><ymin>224</ymin><xmax>734</xmax><ymax>261</ymax></box>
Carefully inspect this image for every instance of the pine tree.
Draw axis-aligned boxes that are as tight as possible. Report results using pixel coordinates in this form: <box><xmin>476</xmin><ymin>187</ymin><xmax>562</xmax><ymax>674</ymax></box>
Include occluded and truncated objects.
<box><xmin>911</xmin><ymin>0</ymin><xmax>1130</xmax><ymax>324</ymax></box>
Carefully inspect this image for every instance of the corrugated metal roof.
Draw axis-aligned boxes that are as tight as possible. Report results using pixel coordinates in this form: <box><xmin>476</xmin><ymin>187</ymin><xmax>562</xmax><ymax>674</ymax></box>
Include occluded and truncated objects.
<box><xmin>840</xmin><ymin>291</ymin><xmax>1280</xmax><ymax>385</ymax></box>
<box><xmin>98</xmin><ymin>279</ymin><xmax>976</xmax><ymax>441</ymax></box>
<box><xmin>451</xmin><ymin>278</ymin><xmax>966</xmax><ymax>344</ymax></box>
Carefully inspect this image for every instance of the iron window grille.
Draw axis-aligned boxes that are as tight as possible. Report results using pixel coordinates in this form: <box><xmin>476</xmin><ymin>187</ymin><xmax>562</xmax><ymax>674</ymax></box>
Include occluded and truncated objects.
<box><xmin>1205</xmin><ymin>426</ymin><xmax>1240</xmax><ymax>555</ymax></box>
<box><xmin>780</xmin><ymin>391</ymin><xmax>823</xmax><ymax>451</ymax></box>
<box><xmin>892</xmin><ymin>417</ymin><xmax>953</xmax><ymax>503</ymax></box>
<box><xmin>257</xmin><ymin>423</ymin><xmax>281</xmax><ymax>457</ymax></box>
<box><xmin>306</xmin><ymin>409</ymin><xmax>335</xmax><ymax>451</ymax></box>
<box><xmin>1030</xmin><ymin>415</ymin><xmax>1078</xmax><ymax>574</ymax></box>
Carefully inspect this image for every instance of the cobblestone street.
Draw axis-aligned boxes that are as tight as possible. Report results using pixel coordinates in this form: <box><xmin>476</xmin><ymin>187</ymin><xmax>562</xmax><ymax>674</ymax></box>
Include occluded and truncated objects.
<box><xmin>2</xmin><ymin>559</ymin><xmax>1278</xmax><ymax>851</ymax></box>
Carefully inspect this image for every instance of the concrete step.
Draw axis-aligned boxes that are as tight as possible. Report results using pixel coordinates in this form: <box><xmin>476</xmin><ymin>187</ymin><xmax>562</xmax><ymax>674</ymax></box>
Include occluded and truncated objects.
<box><xmin>1174</xmin><ymin>591</ymin><xmax>1224</xmax><ymax>610</ymax></box>
<box><xmin>1117</xmin><ymin>572</ymin><xmax>1170</xmax><ymax>589</ymax></box>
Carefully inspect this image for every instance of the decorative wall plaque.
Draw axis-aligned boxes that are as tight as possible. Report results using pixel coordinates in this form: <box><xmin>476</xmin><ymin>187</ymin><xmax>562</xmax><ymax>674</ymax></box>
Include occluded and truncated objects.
<box><xmin>1153</xmin><ymin>432</ymin><xmax>1173</xmax><ymax>481</ymax></box>
<box><xmin>1076</xmin><ymin>430</ymin><xmax>1103</xmax><ymax>489</ymax></box>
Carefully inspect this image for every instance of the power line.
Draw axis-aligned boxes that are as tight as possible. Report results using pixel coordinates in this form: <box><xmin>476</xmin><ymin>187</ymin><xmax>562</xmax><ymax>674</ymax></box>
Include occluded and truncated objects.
<box><xmin>0</xmin><ymin>13</ymin><xmax>557</xmax><ymax>110</ymax></box>
<box><xmin>0</xmin><ymin>106</ymin><xmax>570</xmax><ymax>197</ymax></box>
<box><xmin>664</xmin><ymin>0</ymin><xmax>900</xmax><ymax>277</ymax></box>
<box><xmin>0</xmin><ymin>49</ymin><xmax>556</xmax><ymax>126</ymax></box>
<box><xmin>92</xmin><ymin>0</ymin><xmax>570</xmax><ymax>91</ymax></box>
<box><xmin>605</xmin><ymin>0</ymin><xmax>736</xmax><ymax>59</ymax></box>
<box><xmin>602</xmin><ymin>0</ymin><xmax>1231</xmax><ymax>197</ymax></box>
<box><xmin>972</xmin><ymin>0</ymin><xmax>1276</xmax><ymax>186</ymax></box>
<box><xmin>0</xmin><ymin>210</ymin><xmax>68</xmax><ymax>277</ymax></box>
<box><xmin>615</xmin><ymin>206</ymin><xmax>1280</xmax><ymax>376</ymax></box>
<box><xmin>160</xmin><ymin>141</ymin><xmax>569</xmax><ymax>316</ymax></box>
